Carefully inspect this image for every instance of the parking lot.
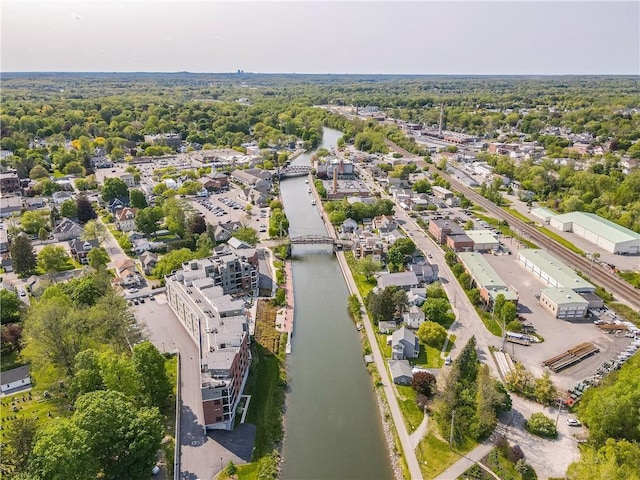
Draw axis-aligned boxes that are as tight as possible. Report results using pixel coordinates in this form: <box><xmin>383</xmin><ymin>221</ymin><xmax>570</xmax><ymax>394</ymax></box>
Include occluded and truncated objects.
<box><xmin>483</xmin><ymin>252</ymin><xmax>635</xmax><ymax>391</ymax></box>
<box><xmin>189</xmin><ymin>186</ymin><xmax>271</xmax><ymax>240</ymax></box>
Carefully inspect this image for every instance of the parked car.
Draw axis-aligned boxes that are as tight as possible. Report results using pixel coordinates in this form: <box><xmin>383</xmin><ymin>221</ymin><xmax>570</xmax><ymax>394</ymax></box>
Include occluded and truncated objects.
<box><xmin>566</xmin><ymin>418</ymin><xmax>581</xmax><ymax>427</ymax></box>
<box><xmin>444</xmin><ymin>356</ymin><xmax>452</xmax><ymax>366</ymax></box>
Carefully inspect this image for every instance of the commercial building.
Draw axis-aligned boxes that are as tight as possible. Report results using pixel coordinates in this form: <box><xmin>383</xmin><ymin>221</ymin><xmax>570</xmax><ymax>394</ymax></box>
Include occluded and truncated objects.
<box><xmin>530</xmin><ymin>207</ymin><xmax>556</xmax><ymax>224</ymax></box>
<box><xmin>429</xmin><ymin>219</ymin><xmax>473</xmax><ymax>251</ymax></box>
<box><xmin>457</xmin><ymin>252</ymin><xmax>518</xmax><ymax>305</ymax></box>
<box><xmin>0</xmin><ymin>196</ymin><xmax>22</xmax><ymax>217</ymax></box>
<box><xmin>144</xmin><ymin>133</ymin><xmax>182</xmax><ymax>147</ymax></box>
<box><xmin>165</xmin><ymin>252</ymin><xmax>257</xmax><ymax>430</ymax></box>
<box><xmin>465</xmin><ymin>230</ymin><xmax>500</xmax><ymax>252</ymax></box>
<box><xmin>549</xmin><ymin>211</ymin><xmax>640</xmax><ymax>255</ymax></box>
<box><xmin>518</xmin><ymin>249</ymin><xmax>595</xmax><ymax>293</ymax></box>
<box><xmin>432</xmin><ymin>186</ymin><xmax>454</xmax><ymax>200</ymax></box>
<box><xmin>539</xmin><ymin>288</ymin><xmax>589</xmax><ymax>319</ymax></box>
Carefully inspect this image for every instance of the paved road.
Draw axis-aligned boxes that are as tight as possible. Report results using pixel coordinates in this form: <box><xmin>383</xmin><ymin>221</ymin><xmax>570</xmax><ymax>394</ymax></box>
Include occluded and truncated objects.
<box><xmin>99</xmin><ymin>217</ymin><xmax>129</xmax><ymax>270</ymax></box>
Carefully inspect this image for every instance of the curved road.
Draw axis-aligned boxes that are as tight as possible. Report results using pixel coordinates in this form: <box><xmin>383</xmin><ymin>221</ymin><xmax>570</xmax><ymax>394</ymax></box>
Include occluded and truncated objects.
<box><xmin>384</xmin><ymin>139</ymin><xmax>640</xmax><ymax>312</ymax></box>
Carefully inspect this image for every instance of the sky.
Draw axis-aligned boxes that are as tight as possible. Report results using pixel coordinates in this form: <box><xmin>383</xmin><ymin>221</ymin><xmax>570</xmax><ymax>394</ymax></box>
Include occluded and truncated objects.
<box><xmin>2</xmin><ymin>0</ymin><xmax>639</xmax><ymax>75</ymax></box>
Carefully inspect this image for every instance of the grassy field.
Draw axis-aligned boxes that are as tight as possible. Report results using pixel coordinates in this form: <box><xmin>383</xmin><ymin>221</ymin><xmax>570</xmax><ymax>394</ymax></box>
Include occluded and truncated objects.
<box><xmin>619</xmin><ymin>271</ymin><xmax>640</xmax><ymax>289</ymax></box>
<box><xmin>538</xmin><ymin>227</ymin><xmax>584</xmax><ymax>255</ymax></box>
<box><xmin>415</xmin><ymin>423</ymin><xmax>476</xmax><ymax>479</ymax></box>
<box><xmin>1</xmin><ymin>351</ymin><xmax>24</xmax><ymax>372</ymax></box>
<box><xmin>502</xmin><ymin>207</ymin><xmax>533</xmax><ymax>224</ymax></box>
<box><xmin>478</xmin><ymin>310</ymin><xmax>504</xmax><ymax>337</ymax></box>
<box><xmin>344</xmin><ymin>251</ymin><xmax>377</xmax><ymax>298</ymax></box>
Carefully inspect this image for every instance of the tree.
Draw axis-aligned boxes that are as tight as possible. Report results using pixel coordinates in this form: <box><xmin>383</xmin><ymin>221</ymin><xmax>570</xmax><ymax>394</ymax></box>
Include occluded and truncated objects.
<box><xmin>5</xmin><ymin>417</ymin><xmax>38</xmax><ymax>471</ymax></box>
<box><xmin>98</xmin><ymin>350</ymin><xmax>141</xmax><ymax>400</ymax></box>
<box><xmin>232</xmin><ymin>226</ymin><xmax>259</xmax><ymax>246</ymax></box>
<box><xmin>464</xmin><ymin>220</ymin><xmax>474</xmax><ymax>230</ymax></box>
<box><xmin>533</xmin><ymin>371</ymin><xmax>558</xmax><ymax>406</ymax></box>
<box><xmin>422</xmin><ymin>297</ymin><xmax>451</xmax><ymax>325</ymax></box>
<box><xmin>412</xmin><ymin>371</ymin><xmax>436</xmax><ymax>397</ymax></box>
<box><xmin>60</xmin><ymin>199</ymin><xmax>78</xmax><ymax>218</ymax></box>
<box><xmin>366</xmin><ymin>287</ymin><xmax>397</xmax><ymax>324</ymax></box>
<box><xmin>21</xmin><ymin>211</ymin><xmax>49</xmax><ymax>235</ymax></box>
<box><xmin>10</xmin><ymin>235</ymin><xmax>37</xmax><ymax>275</ymax></box>
<box><xmin>38</xmin><ymin>226</ymin><xmax>48</xmax><ymax>240</ymax></box>
<box><xmin>412</xmin><ymin>179</ymin><xmax>432</xmax><ymax>194</ymax></box>
<box><xmin>417</xmin><ymin>321</ymin><xmax>447</xmax><ymax>347</ymax></box>
<box><xmin>73</xmin><ymin>390</ymin><xmax>163</xmax><ymax>479</ymax></box>
<box><xmin>187</xmin><ymin>214</ymin><xmax>206</xmax><ymax>235</ymax></box>
<box><xmin>87</xmin><ymin>247</ymin><xmax>110</xmax><ymax>269</ymax></box>
<box><xmin>1</xmin><ymin>289</ymin><xmax>23</xmax><ymax>324</ymax></box>
<box><xmin>82</xmin><ymin>220</ymin><xmax>107</xmax><ymax>242</ymax></box>
<box><xmin>135</xmin><ymin>206</ymin><xmax>164</xmax><ymax>236</ymax></box>
<box><xmin>70</xmin><ymin>349</ymin><xmax>104</xmax><ymax>399</ymax></box>
<box><xmin>500</xmin><ymin>302</ymin><xmax>517</xmax><ymax>326</ymax></box>
<box><xmin>163</xmin><ymin>197</ymin><xmax>187</xmax><ymax>237</ymax></box>
<box><xmin>101</xmin><ymin>177</ymin><xmax>129</xmax><ymax>202</ymax></box>
<box><xmin>129</xmin><ymin>189</ymin><xmax>148</xmax><ymax>209</ymax></box>
<box><xmin>493</xmin><ymin>293</ymin><xmax>506</xmax><ymax>319</ymax></box>
<box><xmin>1</xmin><ymin>322</ymin><xmax>23</xmax><ymax>353</ymax></box>
<box><xmin>196</xmin><ymin>232</ymin><xmax>213</xmax><ymax>255</ymax></box>
<box><xmin>567</xmin><ymin>439</ymin><xmax>640</xmax><ymax>480</ymax></box>
<box><xmin>76</xmin><ymin>195</ymin><xmax>97</xmax><ymax>223</ymax></box>
<box><xmin>132</xmin><ymin>341</ymin><xmax>173</xmax><ymax>408</ymax></box>
<box><xmin>29</xmin><ymin>419</ymin><xmax>98</xmax><ymax>480</ymax></box>
<box><xmin>29</xmin><ymin>164</ymin><xmax>49</xmax><ymax>179</ymax></box>
<box><xmin>386</xmin><ymin>247</ymin><xmax>406</xmax><ymax>268</ymax></box>
<box><xmin>356</xmin><ymin>256</ymin><xmax>382</xmax><ymax>280</ymax></box>
<box><xmin>152</xmin><ymin>248</ymin><xmax>196</xmax><ymax>277</ymax></box>
<box><xmin>37</xmin><ymin>245</ymin><xmax>70</xmax><ymax>276</ymax></box>
<box><xmin>392</xmin><ymin>238</ymin><xmax>416</xmax><ymax>256</ymax></box>
<box><xmin>63</xmin><ymin>161</ymin><xmax>85</xmax><ymax>176</ymax></box>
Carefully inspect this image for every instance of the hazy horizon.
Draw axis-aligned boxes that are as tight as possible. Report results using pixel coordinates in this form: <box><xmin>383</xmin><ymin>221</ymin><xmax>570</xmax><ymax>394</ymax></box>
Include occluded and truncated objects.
<box><xmin>2</xmin><ymin>1</ymin><xmax>639</xmax><ymax>75</ymax></box>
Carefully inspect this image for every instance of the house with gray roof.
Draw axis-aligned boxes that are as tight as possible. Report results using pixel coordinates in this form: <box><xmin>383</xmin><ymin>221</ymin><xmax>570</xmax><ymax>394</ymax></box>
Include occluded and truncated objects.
<box><xmin>403</xmin><ymin>305</ymin><xmax>426</xmax><ymax>329</ymax></box>
<box><xmin>391</xmin><ymin>326</ymin><xmax>420</xmax><ymax>360</ymax></box>
<box><xmin>1</xmin><ymin>365</ymin><xmax>31</xmax><ymax>394</ymax></box>
<box><xmin>389</xmin><ymin>360</ymin><xmax>413</xmax><ymax>385</ymax></box>
<box><xmin>52</xmin><ymin>217</ymin><xmax>83</xmax><ymax>241</ymax></box>
<box><xmin>377</xmin><ymin>271</ymin><xmax>420</xmax><ymax>292</ymax></box>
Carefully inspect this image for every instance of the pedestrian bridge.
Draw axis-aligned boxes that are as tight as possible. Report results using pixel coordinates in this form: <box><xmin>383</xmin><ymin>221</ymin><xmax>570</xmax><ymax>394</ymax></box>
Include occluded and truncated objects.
<box><xmin>280</xmin><ymin>165</ymin><xmax>312</xmax><ymax>177</ymax></box>
<box><xmin>290</xmin><ymin>235</ymin><xmax>352</xmax><ymax>248</ymax></box>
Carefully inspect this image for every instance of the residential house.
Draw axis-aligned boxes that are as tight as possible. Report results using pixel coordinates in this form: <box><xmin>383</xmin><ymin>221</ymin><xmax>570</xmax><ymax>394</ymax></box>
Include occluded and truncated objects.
<box><xmin>140</xmin><ymin>251</ymin><xmax>158</xmax><ymax>275</ymax></box>
<box><xmin>118</xmin><ymin>172</ymin><xmax>136</xmax><ymax>188</ymax></box>
<box><xmin>113</xmin><ymin>259</ymin><xmax>143</xmax><ymax>287</ymax></box>
<box><xmin>1</xmin><ymin>258</ymin><xmax>13</xmax><ymax>272</ymax></box>
<box><xmin>377</xmin><ymin>272</ymin><xmax>420</xmax><ymax>292</ymax></box>
<box><xmin>0</xmin><ymin>365</ymin><xmax>31</xmax><ymax>394</ymax></box>
<box><xmin>0</xmin><ymin>196</ymin><xmax>22</xmax><ymax>218</ymax></box>
<box><xmin>69</xmin><ymin>238</ymin><xmax>99</xmax><ymax>264</ymax></box>
<box><xmin>211</xmin><ymin>221</ymin><xmax>243</xmax><ymax>243</ymax></box>
<box><xmin>0</xmin><ymin>229</ymin><xmax>8</xmax><ymax>253</ymax></box>
<box><xmin>24</xmin><ymin>197</ymin><xmax>47</xmax><ymax>210</ymax></box>
<box><xmin>115</xmin><ymin>207</ymin><xmax>137</xmax><ymax>232</ymax></box>
<box><xmin>132</xmin><ymin>238</ymin><xmax>165</xmax><ymax>255</ymax></box>
<box><xmin>52</xmin><ymin>217</ymin><xmax>83</xmax><ymax>241</ymax></box>
<box><xmin>51</xmin><ymin>191</ymin><xmax>74</xmax><ymax>204</ymax></box>
<box><xmin>378</xmin><ymin>320</ymin><xmax>398</xmax><ymax>334</ymax></box>
<box><xmin>389</xmin><ymin>360</ymin><xmax>413</xmax><ymax>385</ymax></box>
<box><xmin>373</xmin><ymin>215</ymin><xmax>397</xmax><ymax>234</ymax></box>
<box><xmin>407</xmin><ymin>287</ymin><xmax>427</xmax><ymax>306</ymax></box>
<box><xmin>391</xmin><ymin>326</ymin><xmax>420</xmax><ymax>360</ymax></box>
<box><xmin>403</xmin><ymin>305</ymin><xmax>426</xmax><ymax>329</ymax></box>
<box><xmin>385</xmin><ymin>229</ymin><xmax>406</xmax><ymax>245</ymax></box>
<box><xmin>107</xmin><ymin>197</ymin><xmax>128</xmax><ymax>214</ymax></box>
<box><xmin>198</xmin><ymin>171</ymin><xmax>229</xmax><ymax>192</ymax></box>
<box><xmin>341</xmin><ymin>218</ymin><xmax>358</xmax><ymax>234</ymax></box>
<box><xmin>409</xmin><ymin>262</ymin><xmax>439</xmax><ymax>284</ymax></box>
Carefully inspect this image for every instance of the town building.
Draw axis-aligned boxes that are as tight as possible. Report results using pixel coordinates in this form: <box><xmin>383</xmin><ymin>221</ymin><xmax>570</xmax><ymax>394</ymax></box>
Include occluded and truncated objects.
<box><xmin>530</xmin><ymin>207</ymin><xmax>556</xmax><ymax>224</ymax></box>
<box><xmin>144</xmin><ymin>133</ymin><xmax>182</xmax><ymax>147</ymax></box>
<box><xmin>113</xmin><ymin>259</ymin><xmax>143</xmax><ymax>287</ymax></box>
<box><xmin>376</xmin><ymin>271</ymin><xmax>420</xmax><ymax>291</ymax></box>
<box><xmin>0</xmin><ymin>196</ymin><xmax>23</xmax><ymax>217</ymax></box>
<box><xmin>391</xmin><ymin>326</ymin><xmax>420</xmax><ymax>360</ymax></box>
<box><xmin>432</xmin><ymin>186</ymin><xmax>454</xmax><ymax>200</ymax></box>
<box><xmin>389</xmin><ymin>360</ymin><xmax>413</xmax><ymax>385</ymax></box>
<box><xmin>0</xmin><ymin>172</ymin><xmax>20</xmax><ymax>193</ymax></box>
<box><xmin>549</xmin><ymin>211</ymin><xmax>640</xmax><ymax>255</ymax></box>
<box><xmin>457</xmin><ymin>252</ymin><xmax>518</xmax><ymax>305</ymax></box>
<box><xmin>429</xmin><ymin>219</ymin><xmax>473</xmax><ymax>251</ymax></box>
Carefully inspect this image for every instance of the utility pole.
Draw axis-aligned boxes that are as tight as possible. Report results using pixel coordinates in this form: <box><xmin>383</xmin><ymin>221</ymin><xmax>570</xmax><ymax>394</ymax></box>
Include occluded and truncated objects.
<box><xmin>555</xmin><ymin>400</ymin><xmax>564</xmax><ymax>427</ymax></box>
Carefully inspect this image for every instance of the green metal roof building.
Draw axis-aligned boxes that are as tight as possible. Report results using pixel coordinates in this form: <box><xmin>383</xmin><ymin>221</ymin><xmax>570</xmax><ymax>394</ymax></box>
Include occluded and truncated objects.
<box><xmin>458</xmin><ymin>252</ymin><xmax>519</xmax><ymax>304</ymax></box>
<box><xmin>518</xmin><ymin>249</ymin><xmax>595</xmax><ymax>292</ymax></box>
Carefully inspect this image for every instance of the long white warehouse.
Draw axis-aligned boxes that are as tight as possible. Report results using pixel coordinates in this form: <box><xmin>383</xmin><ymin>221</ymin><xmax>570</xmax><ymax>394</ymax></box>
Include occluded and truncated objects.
<box><xmin>518</xmin><ymin>249</ymin><xmax>595</xmax><ymax>293</ymax></box>
<box><xmin>549</xmin><ymin>211</ymin><xmax>640</xmax><ymax>255</ymax></box>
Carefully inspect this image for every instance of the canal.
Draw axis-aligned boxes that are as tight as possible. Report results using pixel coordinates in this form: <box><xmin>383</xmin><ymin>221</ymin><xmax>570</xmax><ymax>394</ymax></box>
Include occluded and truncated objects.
<box><xmin>279</xmin><ymin>128</ymin><xmax>393</xmax><ymax>479</ymax></box>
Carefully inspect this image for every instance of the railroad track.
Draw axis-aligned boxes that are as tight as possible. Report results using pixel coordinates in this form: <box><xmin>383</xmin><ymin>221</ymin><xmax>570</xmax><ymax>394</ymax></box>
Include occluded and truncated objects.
<box><xmin>383</xmin><ymin>139</ymin><xmax>640</xmax><ymax>311</ymax></box>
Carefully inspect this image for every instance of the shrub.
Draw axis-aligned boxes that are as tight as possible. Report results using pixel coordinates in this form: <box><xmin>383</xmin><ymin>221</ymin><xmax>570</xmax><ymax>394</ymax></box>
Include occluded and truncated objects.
<box><xmin>524</xmin><ymin>412</ymin><xmax>557</xmax><ymax>438</ymax></box>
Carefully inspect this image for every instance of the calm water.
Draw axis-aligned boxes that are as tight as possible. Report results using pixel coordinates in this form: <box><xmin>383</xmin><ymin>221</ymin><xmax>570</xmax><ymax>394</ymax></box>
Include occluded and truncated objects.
<box><xmin>280</xmin><ymin>128</ymin><xmax>393</xmax><ymax>480</ymax></box>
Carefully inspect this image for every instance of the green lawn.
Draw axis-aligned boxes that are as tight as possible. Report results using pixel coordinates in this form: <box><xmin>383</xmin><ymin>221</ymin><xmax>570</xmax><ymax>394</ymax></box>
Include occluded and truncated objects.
<box><xmin>396</xmin><ymin>385</ymin><xmax>424</xmax><ymax>433</ymax></box>
<box><xmin>235</xmin><ymin>461</ymin><xmax>260</xmax><ymax>479</ymax></box>
<box><xmin>478</xmin><ymin>310</ymin><xmax>504</xmax><ymax>337</ymax></box>
<box><xmin>416</xmin><ymin>429</ymin><xmax>475</xmax><ymax>479</ymax></box>
<box><xmin>502</xmin><ymin>207</ymin><xmax>533</xmax><ymax>224</ymax></box>
<box><xmin>344</xmin><ymin>251</ymin><xmax>377</xmax><ymax>298</ymax></box>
